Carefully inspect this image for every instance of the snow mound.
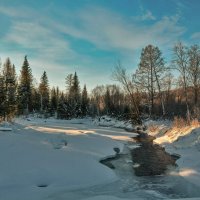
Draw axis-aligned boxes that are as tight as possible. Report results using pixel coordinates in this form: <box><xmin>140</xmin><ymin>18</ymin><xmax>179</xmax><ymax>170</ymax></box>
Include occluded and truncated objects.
<box><xmin>0</xmin><ymin>127</ymin><xmax>12</xmax><ymax>131</ymax></box>
<box><xmin>0</xmin><ymin>121</ymin><xmax>12</xmax><ymax>131</ymax></box>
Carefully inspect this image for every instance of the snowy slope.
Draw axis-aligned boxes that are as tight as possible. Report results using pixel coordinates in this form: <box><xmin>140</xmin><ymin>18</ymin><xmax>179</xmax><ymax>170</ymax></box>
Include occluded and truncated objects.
<box><xmin>148</xmin><ymin>120</ymin><xmax>200</xmax><ymax>190</ymax></box>
<box><xmin>2</xmin><ymin>117</ymin><xmax>200</xmax><ymax>200</ymax></box>
<box><xmin>0</xmin><ymin>117</ymin><xmax>137</xmax><ymax>200</ymax></box>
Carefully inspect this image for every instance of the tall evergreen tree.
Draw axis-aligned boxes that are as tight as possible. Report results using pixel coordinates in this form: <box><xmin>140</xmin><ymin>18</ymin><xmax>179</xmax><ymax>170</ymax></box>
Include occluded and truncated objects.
<box><xmin>65</xmin><ymin>74</ymin><xmax>73</xmax><ymax>94</ymax></box>
<box><xmin>1</xmin><ymin>58</ymin><xmax>17</xmax><ymax>120</ymax></box>
<box><xmin>0</xmin><ymin>60</ymin><xmax>6</xmax><ymax>119</ymax></box>
<box><xmin>67</xmin><ymin>72</ymin><xmax>81</xmax><ymax>117</ymax></box>
<box><xmin>50</xmin><ymin>86</ymin><xmax>59</xmax><ymax>116</ymax></box>
<box><xmin>18</xmin><ymin>56</ymin><xmax>33</xmax><ymax>114</ymax></box>
<box><xmin>32</xmin><ymin>87</ymin><xmax>41</xmax><ymax>112</ymax></box>
<box><xmin>81</xmin><ymin>84</ymin><xmax>89</xmax><ymax>117</ymax></box>
<box><xmin>39</xmin><ymin>71</ymin><xmax>49</xmax><ymax>112</ymax></box>
<box><xmin>57</xmin><ymin>92</ymin><xmax>69</xmax><ymax>119</ymax></box>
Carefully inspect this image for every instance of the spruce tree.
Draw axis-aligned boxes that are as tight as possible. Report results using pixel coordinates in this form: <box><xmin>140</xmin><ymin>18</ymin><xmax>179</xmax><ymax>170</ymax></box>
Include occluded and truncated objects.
<box><xmin>18</xmin><ymin>56</ymin><xmax>33</xmax><ymax>114</ymax></box>
<box><xmin>65</xmin><ymin>74</ymin><xmax>73</xmax><ymax>94</ymax></box>
<box><xmin>81</xmin><ymin>84</ymin><xmax>89</xmax><ymax>117</ymax></box>
<box><xmin>0</xmin><ymin>60</ymin><xmax>6</xmax><ymax>119</ymax></box>
<box><xmin>50</xmin><ymin>87</ymin><xmax>59</xmax><ymax>116</ymax></box>
<box><xmin>57</xmin><ymin>92</ymin><xmax>69</xmax><ymax>119</ymax></box>
<box><xmin>72</xmin><ymin>72</ymin><xmax>81</xmax><ymax>117</ymax></box>
<box><xmin>39</xmin><ymin>71</ymin><xmax>49</xmax><ymax>112</ymax></box>
<box><xmin>67</xmin><ymin>72</ymin><xmax>81</xmax><ymax>118</ymax></box>
<box><xmin>1</xmin><ymin>58</ymin><xmax>17</xmax><ymax>120</ymax></box>
<box><xmin>32</xmin><ymin>87</ymin><xmax>41</xmax><ymax>113</ymax></box>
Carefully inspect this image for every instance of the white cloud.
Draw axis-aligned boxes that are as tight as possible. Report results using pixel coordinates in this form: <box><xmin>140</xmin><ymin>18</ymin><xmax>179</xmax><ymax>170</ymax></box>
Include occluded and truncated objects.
<box><xmin>56</xmin><ymin>6</ymin><xmax>185</xmax><ymax>52</ymax></box>
<box><xmin>141</xmin><ymin>10</ymin><xmax>156</xmax><ymax>20</ymax></box>
<box><xmin>0</xmin><ymin>5</ymin><xmax>36</xmax><ymax>18</ymax></box>
<box><xmin>134</xmin><ymin>10</ymin><xmax>156</xmax><ymax>21</ymax></box>
<box><xmin>4</xmin><ymin>21</ymin><xmax>75</xmax><ymax>61</ymax></box>
<box><xmin>191</xmin><ymin>32</ymin><xmax>200</xmax><ymax>40</ymax></box>
<box><xmin>0</xmin><ymin>4</ymin><xmax>186</xmax><ymax>90</ymax></box>
<box><xmin>0</xmin><ymin>4</ymin><xmax>186</xmax><ymax>54</ymax></box>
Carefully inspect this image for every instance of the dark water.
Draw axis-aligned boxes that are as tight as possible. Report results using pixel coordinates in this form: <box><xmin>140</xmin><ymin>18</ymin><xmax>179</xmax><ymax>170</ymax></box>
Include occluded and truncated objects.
<box><xmin>131</xmin><ymin>132</ymin><xmax>177</xmax><ymax>176</ymax></box>
<box><xmin>98</xmin><ymin>135</ymin><xmax>200</xmax><ymax>199</ymax></box>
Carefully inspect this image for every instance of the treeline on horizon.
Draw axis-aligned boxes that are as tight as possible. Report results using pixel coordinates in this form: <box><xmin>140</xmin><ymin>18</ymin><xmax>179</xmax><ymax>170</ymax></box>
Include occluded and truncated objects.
<box><xmin>0</xmin><ymin>42</ymin><xmax>200</xmax><ymax>125</ymax></box>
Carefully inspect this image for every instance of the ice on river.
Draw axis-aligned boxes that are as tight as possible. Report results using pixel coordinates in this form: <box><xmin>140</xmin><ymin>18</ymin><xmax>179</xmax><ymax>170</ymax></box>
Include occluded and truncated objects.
<box><xmin>0</xmin><ymin>117</ymin><xmax>200</xmax><ymax>200</ymax></box>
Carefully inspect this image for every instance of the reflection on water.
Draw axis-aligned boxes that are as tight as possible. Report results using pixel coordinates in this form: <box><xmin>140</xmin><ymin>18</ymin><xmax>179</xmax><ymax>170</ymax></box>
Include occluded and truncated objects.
<box><xmin>96</xmin><ymin>141</ymin><xmax>200</xmax><ymax>200</ymax></box>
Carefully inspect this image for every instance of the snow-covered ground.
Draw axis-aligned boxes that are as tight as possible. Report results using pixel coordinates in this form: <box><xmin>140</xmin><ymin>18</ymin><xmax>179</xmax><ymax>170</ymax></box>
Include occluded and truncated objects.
<box><xmin>1</xmin><ymin>117</ymin><xmax>200</xmax><ymax>200</ymax></box>
<box><xmin>0</xmin><ymin>117</ymin><xmax>137</xmax><ymax>200</ymax></box>
<box><xmin>147</xmin><ymin>120</ymin><xmax>200</xmax><ymax>192</ymax></box>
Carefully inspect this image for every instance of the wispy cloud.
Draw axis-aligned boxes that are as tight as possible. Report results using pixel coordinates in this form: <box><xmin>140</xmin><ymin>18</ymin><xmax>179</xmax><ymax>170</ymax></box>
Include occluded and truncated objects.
<box><xmin>134</xmin><ymin>4</ymin><xmax>156</xmax><ymax>21</ymax></box>
<box><xmin>0</xmin><ymin>3</ymin><xmax>187</xmax><ymax>90</ymax></box>
<box><xmin>191</xmin><ymin>32</ymin><xmax>200</xmax><ymax>40</ymax></box>
<box><xmin>140</xmin><ymin>10</ymin><xmax>156</xmax><ymax>21</ymax></box>
<box><xmin>0</xmin><ymin>4</ymin><xmax>186</xmax><ymax>54</ymax></box>
<box><xmin>5</xmin><ymin>21</ymin><xmax>75</xmax><ymax>60</ymax></box>
<box><xmin>57</xmin><ymin>6</ymin><xmax>185</xmax><ymax>51</ymax></box>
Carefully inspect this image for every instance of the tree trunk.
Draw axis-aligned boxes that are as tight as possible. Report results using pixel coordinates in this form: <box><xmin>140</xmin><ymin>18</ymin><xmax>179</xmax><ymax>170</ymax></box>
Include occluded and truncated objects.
<box><xmin>194</xmin><ymin>85</ymin><xmax>198</xmax><ymax>106</ymax></box>
<box><xmin>153</xmin><ymin>68</ymin><xmax>166</xmax><ymax>116</ymax></box>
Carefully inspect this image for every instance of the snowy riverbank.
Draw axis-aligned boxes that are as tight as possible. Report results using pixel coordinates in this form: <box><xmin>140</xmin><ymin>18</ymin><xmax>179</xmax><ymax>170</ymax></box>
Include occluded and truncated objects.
<box><xmin>146</xmin><ymin>120</ymin><xmax>200</xmax><ymax>190</ymax></box>
<box><xmin>1</xmin><ymin>116</ymin><xmax>200</xmax><ymax>200</ymax></box>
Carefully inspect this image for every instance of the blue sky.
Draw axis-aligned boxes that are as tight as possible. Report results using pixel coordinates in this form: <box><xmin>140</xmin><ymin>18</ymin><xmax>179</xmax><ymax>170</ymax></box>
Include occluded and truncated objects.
<box><xmin>0</xmin><ymin>0</ymin><xmax>199</xmax><ymax>91</ymax></box>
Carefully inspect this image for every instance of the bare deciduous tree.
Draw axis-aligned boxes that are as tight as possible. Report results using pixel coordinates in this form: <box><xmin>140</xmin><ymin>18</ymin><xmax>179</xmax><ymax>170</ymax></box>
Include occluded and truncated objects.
<box><xmin>134</xmin><ymin>45</ymin><xmax>166</xmax><ymax>117</ymax></box>
<box><xmin>172</xmin><ymin>42</ymin><xmax>190</xmax><ymax>122</ymax></box>
<box><xmin>188</xmin><ymin>45</ymin><xmax>200</xmax><ymax>107</ymax></box>
<box><xmin>112</xmin><ymin>61</ymin><xmax>142</xmax><ymax>125</ymax></box>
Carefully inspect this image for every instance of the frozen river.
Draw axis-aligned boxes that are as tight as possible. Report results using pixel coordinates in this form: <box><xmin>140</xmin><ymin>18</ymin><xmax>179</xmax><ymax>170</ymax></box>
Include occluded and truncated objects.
<box><xmin>1</xmin><ymin>117</ymin><xmax>200</xmax><ymax>200</ymax></box>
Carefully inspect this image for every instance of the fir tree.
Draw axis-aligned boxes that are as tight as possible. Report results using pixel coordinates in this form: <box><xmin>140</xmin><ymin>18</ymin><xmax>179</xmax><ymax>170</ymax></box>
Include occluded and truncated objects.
<box><xmin>65</xmin><ymin>74</ymin><xmax>73</xmax><ymax>94</ymax></box>
<box><xmin>1</xmin><ymin>58</ymin><xmax>17</xmax><ymax>120</ymax></box>
<box><xmin>57</xmin><ymin>92</ymin><xmax>70</xmax><ymax>119</ymax></box>
<box><xmin>39</xmin><ymin>71</ymin><xmax>49</xmax><ymax>112</ymax></box>
<box><xmin>0</xmin><ymin>61</ymin><xmax>6</xmax><ymax>119</ymax></box>
<box><xmin>18</xmin><ymin>56</ymin><xmax>33</xmax><ymax>114</ymax></box>
<box><xmin>67</xmin><ymin>72</ymin><xmax>81</xmax><ymax>118</ymax></box>
<box><xmin>50</xmin><ymin>87</ymin><xmax>59</xmax><ymax>116</ymax></box>
<box><xmin>32</xmin><ymin>87</ymin><xmax>41</xmax><ymax>112</ymax></box>
<box><xmin>81</xmin><ymin>84</ymin><xmax>89</xmax><ymax>117</ymax></box>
